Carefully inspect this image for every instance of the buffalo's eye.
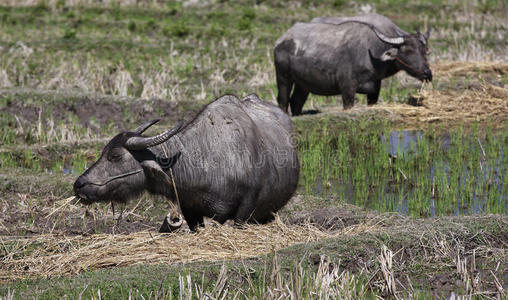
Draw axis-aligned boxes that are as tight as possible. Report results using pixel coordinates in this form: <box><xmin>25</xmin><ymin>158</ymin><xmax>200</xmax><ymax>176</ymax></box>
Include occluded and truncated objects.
<box><xmin>108</xmin><ymin>148</ymin><xmax>124</xmax><ymax>161</ymax></box>
<box><xmin>402</xmin><ymin>46</ymin><xmax>414</xmax><ymax>54</ymax></box>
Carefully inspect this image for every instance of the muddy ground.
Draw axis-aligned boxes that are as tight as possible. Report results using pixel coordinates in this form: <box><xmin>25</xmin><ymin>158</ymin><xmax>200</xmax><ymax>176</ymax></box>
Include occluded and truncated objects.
<box><xmin>0</xmin><ymin>88</ymin><xmax>200</xmax><ymax>134</ymax></box>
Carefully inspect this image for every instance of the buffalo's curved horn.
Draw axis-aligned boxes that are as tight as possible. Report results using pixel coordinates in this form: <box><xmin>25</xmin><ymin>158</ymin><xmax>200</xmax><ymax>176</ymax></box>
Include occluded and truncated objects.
<box><xmin>133</xmin><ymin>119</ymin><xmax>160</xmax><ymax>134</ymax></box>
<box><xmin>395</xmin><ymin>27</ymin><xmax>409</xmax><ymax>37</ymax></box>
<box><xmin>372</xmin><ymin>27</ymin><xmax>404</xmax><ymax>45</ymax></box>
<box><xmin>125</xmin><ymin>121</ymin><xmax>184</xmax><ymax>150</ymax></box>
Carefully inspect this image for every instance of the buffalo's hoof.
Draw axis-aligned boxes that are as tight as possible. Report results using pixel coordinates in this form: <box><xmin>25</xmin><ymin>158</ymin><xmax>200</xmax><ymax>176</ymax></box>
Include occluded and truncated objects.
<box><xmin>159</xmin><ymin>214</ymin><xmax>183</xmax><ymax>233</ymax></box>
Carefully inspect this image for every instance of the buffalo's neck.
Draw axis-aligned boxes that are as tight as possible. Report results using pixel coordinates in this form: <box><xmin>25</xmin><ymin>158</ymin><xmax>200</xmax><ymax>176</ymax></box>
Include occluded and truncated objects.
<box><xmin>367</xmin><ymin>47</ymin><xmax>400</xmax><ymax>80</ymax></box>
<box><xmin>385</xmin><ymin>60</ymin><xmax>400</xmax><ymax>78</ymax></box>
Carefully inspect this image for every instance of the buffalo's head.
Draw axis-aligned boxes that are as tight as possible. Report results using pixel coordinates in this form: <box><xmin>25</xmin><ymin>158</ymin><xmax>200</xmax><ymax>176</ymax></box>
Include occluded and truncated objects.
<box><xmin>73</xmin><ymin>120</ymin><xmax>184</xmax><ymax>229</ymax></box>
<box><xmin>374</xmin><ymin>28</ymin><xmax>432</xmax><ymax>82</ymax></box>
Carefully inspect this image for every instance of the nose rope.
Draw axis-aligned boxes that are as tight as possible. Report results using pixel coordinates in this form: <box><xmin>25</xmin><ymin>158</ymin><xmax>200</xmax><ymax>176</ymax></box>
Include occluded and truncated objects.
<box><xmin>160</xmin><ymin>143</ymin><xmax>182</xmax><ymax>219</ymax></box>
<box><xmin>89</xmin><ymin>169</ymin><xmax>143</xmax><ymax>186</ymax></box>
<box><xmin>395</xmin><ymin>56</ymin><xmax>426</xmax><ymax>75</ymax></box>
<box><xmin>168</xmin><ymin>168</ymin><xmax>181</xmax><ymax>212</ymax></box>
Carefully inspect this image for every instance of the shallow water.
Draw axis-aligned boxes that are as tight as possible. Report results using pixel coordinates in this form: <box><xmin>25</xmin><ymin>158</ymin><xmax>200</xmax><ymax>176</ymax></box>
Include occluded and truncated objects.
<box><xmin>382</xmin><ymin>130</ymin><xmax>424</xmax><ymax>157</ymax></box>
<box><xmin>303</xmin><ymin>129</ymin><xmax>508</xmax><ymax>216</ymax></box>
<box><xmin>389</xmin><ymin>131</ymin><xmax>505</xmax><ymax>215</ymax></box>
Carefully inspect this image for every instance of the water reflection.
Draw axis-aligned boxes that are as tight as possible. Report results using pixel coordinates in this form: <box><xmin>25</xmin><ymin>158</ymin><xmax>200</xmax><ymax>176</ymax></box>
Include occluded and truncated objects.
<box><xmin>310</xmin><ymin>130</ymin><xmax>507</xmax><ymax>216</ymax></box>
<box><xmin>382</xmin><ymin>130</ymin><xmax>423</xmax><ymax>157</ymax></box>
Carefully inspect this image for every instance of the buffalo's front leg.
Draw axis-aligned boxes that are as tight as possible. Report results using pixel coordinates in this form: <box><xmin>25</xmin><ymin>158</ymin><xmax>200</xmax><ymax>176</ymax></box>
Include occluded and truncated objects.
<box><xmin>181</xmin><ymin>208</ymin><xmax>204</xmax><ymax>232</ymax></box>
<box><xmin>367</xmin><ymin>80</ymin><xmax>381</xmax><ymax>105</ymax></box>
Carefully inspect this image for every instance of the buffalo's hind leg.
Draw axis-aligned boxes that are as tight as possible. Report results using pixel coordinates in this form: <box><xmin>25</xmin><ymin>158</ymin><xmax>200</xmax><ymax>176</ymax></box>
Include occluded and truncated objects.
<box><xmin>340</xmin><ymin>80</ymin><xmax>358</xmax><ymax>110</ymax></box>
<box><xmin>289</xmin><ymin>84</ymin><xmax>309</xmax><ymax>116</ymax></box>
<box><xmin>233</xmin><ymin>190</ymin><xmax>260</xmax><ymax>227</ymax></box>
<box><xmin>275</xmin><ymin>67</ymin><xmax>293</xmax><ymax>114</ymax></box>
<box><xmin>367</xmin><ymin>80</ymin><xmax>381</xmax><ymax>105</ymax></box>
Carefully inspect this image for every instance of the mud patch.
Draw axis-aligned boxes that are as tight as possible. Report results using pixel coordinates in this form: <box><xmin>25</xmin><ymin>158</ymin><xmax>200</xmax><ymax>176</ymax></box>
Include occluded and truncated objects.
<box><xmin>0</xmin><ymin>89</ymin><xmax>200</xmax><ymax>132</ymax></box>
<box><xmin>288</xmin><ymin>206</ymin><xmax>385</xmax><ymax>231</ymax></box>
<box><xmin>0</xmin><ymin>194</ymin><xmax>163</xmax><ymax>236</ymax></box>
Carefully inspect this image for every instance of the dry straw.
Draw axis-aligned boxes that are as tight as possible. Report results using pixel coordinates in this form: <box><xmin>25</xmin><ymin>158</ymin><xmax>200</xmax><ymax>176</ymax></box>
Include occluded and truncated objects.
<box><xmin>384</xmin><ymin>82</ymin><xmax>508</xmax><ymax>126</ymax></box>
<box><xmin>395</xmin><ymin>61</ymin><xmax>508</xmax><ymax>124</ymax></box>
<box><xmin>431</xmin><ymin>61</ymin><xmax>508</xmax><ymax>77</ymax></box>
<box><xmin>0</xmin><ymin>216</ymin><xmax>380</xmax><ymax>282</ymax></box>
<box><xmin>325</xmin><ymin>61</ymin><xmax>508</xmax><ymax>128</ymax></box>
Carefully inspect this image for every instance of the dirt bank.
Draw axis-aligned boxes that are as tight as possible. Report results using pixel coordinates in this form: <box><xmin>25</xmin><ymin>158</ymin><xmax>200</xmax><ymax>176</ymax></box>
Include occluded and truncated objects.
<box><xmin>296</xmin><ymin>61</ymin><xmax>508</xmax><ymax>130</ymax></box>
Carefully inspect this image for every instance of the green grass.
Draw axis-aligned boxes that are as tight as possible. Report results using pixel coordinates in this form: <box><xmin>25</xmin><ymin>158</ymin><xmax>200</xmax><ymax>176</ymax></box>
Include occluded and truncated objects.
<box><xmin>2</xmin><ymin>258</ymin><xmax>374</xmax><ymax>299</ymax></box>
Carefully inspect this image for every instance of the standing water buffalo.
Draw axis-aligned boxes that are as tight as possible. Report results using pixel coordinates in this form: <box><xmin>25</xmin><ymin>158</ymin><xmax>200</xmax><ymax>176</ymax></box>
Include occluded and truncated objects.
<box><xmin>274</xmin><ymin>13</ymin><xmax>432</xmax><ymax>115</ymax></box>
<box><xmin>73</xmin><ymin>94</ymin><xmax>299</xmax><ymax>232</ymax></box>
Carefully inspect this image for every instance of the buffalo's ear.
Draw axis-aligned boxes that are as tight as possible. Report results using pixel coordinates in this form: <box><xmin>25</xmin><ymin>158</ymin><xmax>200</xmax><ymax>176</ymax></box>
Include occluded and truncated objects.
<box><xmin>380</xmin><ymin>48</ymin><xmax>398</xmax><ymax>61</ymax></box>
<box><xmin>141</xmin><ymin>160</ymin><xmax>172</xmax><ymax>193</ymax></box>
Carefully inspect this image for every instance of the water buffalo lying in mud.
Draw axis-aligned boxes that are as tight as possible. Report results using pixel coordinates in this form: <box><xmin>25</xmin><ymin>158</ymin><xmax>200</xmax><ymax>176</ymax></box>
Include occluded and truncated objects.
<box><xmin>73</xmin><ymin>94</ymin><xmax>299</xmax><ymax>232</ymax></box>
<box><xmin>274</xmin><ymin>13</ymin><xmax>432</xmax><ymax>115</ymax></box>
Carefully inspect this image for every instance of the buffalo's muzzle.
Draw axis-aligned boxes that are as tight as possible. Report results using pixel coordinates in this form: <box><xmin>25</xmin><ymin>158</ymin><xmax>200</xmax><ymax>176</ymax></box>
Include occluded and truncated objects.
<box><xmin>423</xmin><ymin>69</ymin><xmax>433</xmax><ymax>81</ymax></box>
<box><xmin>74</xmin><ymin>176</ymin><xmax>94</xmax><ymax>204</ymax></box>
<box><xmin>74</xmin><ymin>176</ymin><xmax>86</xmax><ymax>191</ymax></box>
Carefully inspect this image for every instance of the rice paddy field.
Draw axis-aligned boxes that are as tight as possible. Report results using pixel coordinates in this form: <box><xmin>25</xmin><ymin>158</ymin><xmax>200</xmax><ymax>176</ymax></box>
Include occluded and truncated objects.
<box><xmin>0</xmin><ymin>0</ymin><xmax>507</xmax><ymax>298</ymax></box>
